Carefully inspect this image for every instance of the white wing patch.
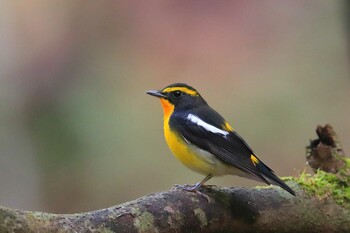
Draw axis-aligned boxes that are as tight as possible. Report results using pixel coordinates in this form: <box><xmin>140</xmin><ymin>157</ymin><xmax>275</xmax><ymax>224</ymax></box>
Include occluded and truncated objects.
<box><xmin>187</xmin><ymin>114</ymin><xmax>229</xmax><ymax>136</ymax></box>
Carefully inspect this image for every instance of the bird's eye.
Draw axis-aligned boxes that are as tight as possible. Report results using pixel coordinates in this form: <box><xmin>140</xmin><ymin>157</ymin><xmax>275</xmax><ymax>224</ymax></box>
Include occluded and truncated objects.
<box><xmin>172</xmin><ymin>91</ymin><xmax>182</xmax><ymax>98</ymax></box>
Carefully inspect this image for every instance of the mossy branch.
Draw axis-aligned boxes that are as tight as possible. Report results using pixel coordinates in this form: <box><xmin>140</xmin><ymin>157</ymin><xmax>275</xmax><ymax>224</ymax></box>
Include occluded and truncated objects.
<box><xmin>0</xmin><ymin>124</ymin><xmax>349</xmax><ymax>233</ymax></box>
<box><xmin>0</xmin><ymin>183</ymin><xmax>349</xmax><ymax>233</ymax></box>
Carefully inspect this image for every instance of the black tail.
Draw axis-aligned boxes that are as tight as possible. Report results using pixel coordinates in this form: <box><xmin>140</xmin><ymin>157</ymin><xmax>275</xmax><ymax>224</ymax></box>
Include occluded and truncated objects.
<box><xmin>255</xmin><ymin>160</ymin><xmax>295</xmax><ymax>196</ymax></box>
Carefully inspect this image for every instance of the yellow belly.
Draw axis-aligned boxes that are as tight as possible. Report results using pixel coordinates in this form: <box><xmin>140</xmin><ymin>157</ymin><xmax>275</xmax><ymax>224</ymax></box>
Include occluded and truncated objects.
<box><xmin>164</xmin><ymin>129</ymin><xmax>211</xmax><ymax>175</ymax></box>
<box><xmin>164</xmin><ymin>119</ymin><xmax>232</xmax><ymax>176</ymax></box>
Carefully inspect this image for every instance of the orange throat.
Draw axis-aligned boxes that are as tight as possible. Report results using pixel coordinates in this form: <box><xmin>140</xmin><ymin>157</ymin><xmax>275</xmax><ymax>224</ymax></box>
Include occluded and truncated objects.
<box><xmin>160</xmin><ymin>99</ymin><xmax>174</xmax><ymax>120</ymax></box>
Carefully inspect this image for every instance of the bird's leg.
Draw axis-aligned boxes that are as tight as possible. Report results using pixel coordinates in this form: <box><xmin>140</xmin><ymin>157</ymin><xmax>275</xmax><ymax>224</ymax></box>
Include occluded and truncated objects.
<box><xmin>183</xmin><ymin>174</ymin><xmax>213</xmax><ymax>201</ymax></box>
<box><xmin>186</xmin><ymin>174</ymin><xmax>213</xmax><ymax>191</ymax></box>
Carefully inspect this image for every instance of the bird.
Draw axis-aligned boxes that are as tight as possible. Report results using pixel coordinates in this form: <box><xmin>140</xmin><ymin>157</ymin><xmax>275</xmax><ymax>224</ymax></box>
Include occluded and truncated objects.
<box><xmin>146</xmin><ymin>83</ymin><xmax>295</xmax><ymax>196</ymax></box>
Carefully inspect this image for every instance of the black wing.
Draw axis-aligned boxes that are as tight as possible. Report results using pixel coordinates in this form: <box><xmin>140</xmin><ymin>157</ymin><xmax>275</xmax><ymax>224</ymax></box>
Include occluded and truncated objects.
<box><xmin>170</xmin><ymin>109</ymin><xmax>268</xmax><ymax>183</ymax></box>
<box><xmin>170</xmin><ymin>108</ymin><xmax>296</xmax><ymax>195</ymax></box>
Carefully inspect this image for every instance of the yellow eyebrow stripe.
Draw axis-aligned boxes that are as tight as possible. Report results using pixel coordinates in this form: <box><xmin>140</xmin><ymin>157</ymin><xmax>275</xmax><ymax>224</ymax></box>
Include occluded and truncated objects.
<box><xmin>162</xmin><ymin>87</ymin><xmax>199</xmax><ymax>96</ymax></box>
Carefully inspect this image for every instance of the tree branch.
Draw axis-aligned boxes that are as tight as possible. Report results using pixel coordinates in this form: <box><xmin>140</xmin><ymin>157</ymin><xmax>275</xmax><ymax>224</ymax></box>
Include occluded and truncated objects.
<box><xmin>0</xmin><ymin>124</ymin><xmax>349</xmax><ymax>233</ymax></box>
<box><xmin>0</xmin><ymin>182</ymin><xmax>349</xmax><ymax>233</ymax></box>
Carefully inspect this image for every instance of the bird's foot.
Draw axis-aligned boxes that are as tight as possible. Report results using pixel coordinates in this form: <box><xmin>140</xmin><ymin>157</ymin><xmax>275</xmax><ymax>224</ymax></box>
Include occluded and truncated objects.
<box><xmin>184</xmin><ymin>186</ymin><xmax>211</xmax><ymax>202</ymax></box>
<box><xmin>172</xmin><ymin>183</ymin><xmax>211</xmax><ymax>202</ymax></box>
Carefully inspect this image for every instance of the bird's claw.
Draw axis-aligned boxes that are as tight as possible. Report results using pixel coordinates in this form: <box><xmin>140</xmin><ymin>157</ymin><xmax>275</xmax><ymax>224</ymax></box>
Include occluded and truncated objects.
<box><xmin>172</xmin><ymin>184</ymin><xmax>211</xmax><ymax>202</ymax></box>
<box><xmin>188</xmin><ymin>189</ymin><xmax>211</xmax><ymax>202</ymax></box>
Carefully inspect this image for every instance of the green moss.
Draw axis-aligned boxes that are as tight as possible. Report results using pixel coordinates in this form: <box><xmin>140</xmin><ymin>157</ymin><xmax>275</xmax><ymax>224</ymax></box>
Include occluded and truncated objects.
<box><xmin>253</xmin><ymin>176</ymin><xmax>296</xmax><ymax>191</ymax></box>
<box><xmin>253</xmin><ymin>185</ymin><xmax>274</xmax><ymax>191</ymax></box>
<box><xmin>281</xmin><ymin>176</ymin><xmax>296</xmax><ymax>182</ymax></box>
<box><xmin>296</xmin><ymin>168</ymin><xmax>350</xmax><ymax>206</ymax></box>
<box><xmin>345</xmin><ymin>158</ymin><xmax>350</xmax><ymax>167</ymax></box>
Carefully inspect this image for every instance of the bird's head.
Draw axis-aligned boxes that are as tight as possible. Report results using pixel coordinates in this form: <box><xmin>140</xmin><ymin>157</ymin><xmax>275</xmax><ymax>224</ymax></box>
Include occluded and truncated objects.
<box><xmin>146</xmin><ymin>83</ymin><xmax>207</xmax><ymax>115</ymax></box>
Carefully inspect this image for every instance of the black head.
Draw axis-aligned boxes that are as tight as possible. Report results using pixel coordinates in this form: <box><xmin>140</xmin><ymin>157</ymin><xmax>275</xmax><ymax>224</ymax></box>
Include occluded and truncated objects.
<box><xmin>146</xmin><ymin>83</ymin><xmax>207</xmax><ymax>109</ymax></box>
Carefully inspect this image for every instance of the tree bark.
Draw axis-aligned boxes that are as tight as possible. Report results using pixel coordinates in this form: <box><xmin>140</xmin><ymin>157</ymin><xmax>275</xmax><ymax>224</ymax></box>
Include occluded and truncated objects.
<box><xmin>306</xmin><ymin>124</ymin><xmax>347</xmax><ymax>173</ymax></box>
<box><xmin>0</xmin><ymin>183</ymin><xmax>349</xmax><ymax>233</ymax></box>
<box><xmin>0</xmin><ymin>124</ymin><xmax>349</xmax><ymax>233</ymax></box>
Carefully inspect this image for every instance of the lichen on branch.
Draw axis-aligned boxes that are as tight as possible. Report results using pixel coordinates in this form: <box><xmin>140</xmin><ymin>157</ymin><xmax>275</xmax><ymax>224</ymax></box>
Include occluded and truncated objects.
<box><xmin>0</xmin><ymin>124</ymin><xmax>349</xmax><ymax>233</ymax></box>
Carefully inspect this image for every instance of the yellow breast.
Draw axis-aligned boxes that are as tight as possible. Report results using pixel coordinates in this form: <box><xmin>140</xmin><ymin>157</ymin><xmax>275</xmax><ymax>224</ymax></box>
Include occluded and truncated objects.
<box><xmin>159</xmin><ymin>99</ymin><xmax>217</xmax><ymax>175</ymax></box>
<box><xmin>164</xmin><ymin>122</ymin><xmax>216</xmax><ymax>175</ymax></box>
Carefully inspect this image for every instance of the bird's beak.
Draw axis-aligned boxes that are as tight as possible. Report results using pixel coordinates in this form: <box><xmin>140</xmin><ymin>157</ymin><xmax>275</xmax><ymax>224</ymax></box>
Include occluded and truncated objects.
<box><xmin>146</xmin><ymin>90</ymin><xmax>167</xmax><ymax>99</ymax></box>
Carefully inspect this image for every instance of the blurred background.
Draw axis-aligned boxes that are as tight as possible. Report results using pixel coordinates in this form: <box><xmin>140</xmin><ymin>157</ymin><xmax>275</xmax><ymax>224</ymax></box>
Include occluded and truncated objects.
<box><xmin>0</xmin><ymin>1</ymin><xmax>349</xmax><ymax>213</ymax></box>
